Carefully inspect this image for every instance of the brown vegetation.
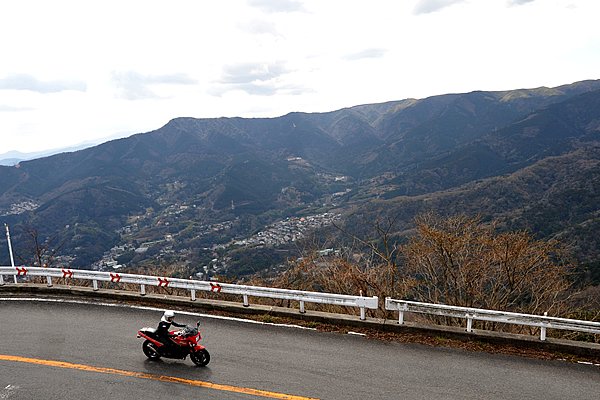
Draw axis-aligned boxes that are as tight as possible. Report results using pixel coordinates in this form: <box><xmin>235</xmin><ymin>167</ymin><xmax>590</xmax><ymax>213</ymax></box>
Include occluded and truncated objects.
<box><xmin>401</xmin><ymin>213</ymin><xmax>573</xmax><ymax>316</ymax></box>
<box><xmin>255</xmin><ymin>213</ymin><xmax>582</xmax><ymax>333</ymax></box>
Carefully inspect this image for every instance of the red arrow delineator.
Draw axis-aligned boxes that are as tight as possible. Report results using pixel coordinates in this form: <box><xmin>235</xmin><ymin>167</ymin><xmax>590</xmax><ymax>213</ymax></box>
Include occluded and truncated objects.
<box><xmin>16</xmin><ymin>267</ymin><xmax>28</xmax><ymax>276</ymax></box>
<box><xmin>158</xmin><ymin>277</ymin><xmax>169</xmax><ymax>287</ymax></box>
<box><xmin>62</xmin><ymin>269</ymin><xmax>73</xmax><ymax>278</ymax></box>
<box><xmin>110</xmin><ymin>273</ymin><xmax>121</xmax><ymax>283</ymax></box>
<box><xmin>210</xmin><ymin>283</ymin><xmax>222</xmax><ymax>293</ymax></box>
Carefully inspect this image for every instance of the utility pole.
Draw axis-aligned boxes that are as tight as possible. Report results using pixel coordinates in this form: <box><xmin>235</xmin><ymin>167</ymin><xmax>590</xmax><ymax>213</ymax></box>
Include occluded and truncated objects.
<box><xmin>4</xmin><ymin>224</ymin><xmax>17</xmax><ymax>283</ymax></box>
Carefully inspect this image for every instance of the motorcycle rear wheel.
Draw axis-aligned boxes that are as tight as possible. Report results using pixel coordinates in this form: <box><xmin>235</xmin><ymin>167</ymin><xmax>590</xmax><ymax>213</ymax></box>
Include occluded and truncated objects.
<box><xmin>190</xmin><ymin>349</ymin><xmax>210</xmax><ymax>366</ymax></box>
<box><xmin>142</xmin><ymin>340</ymin><xmax>161</xmax><ymax>360</ymax></box>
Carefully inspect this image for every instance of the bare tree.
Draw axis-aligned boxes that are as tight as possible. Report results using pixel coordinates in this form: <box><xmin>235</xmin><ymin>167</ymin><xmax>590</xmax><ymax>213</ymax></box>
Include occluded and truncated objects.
<box><xmin>401</xmin><ymin>213</ymin><xmax>573</xmax><ymax>317</ymax></box>
<box><xmin>262</xmin><ymin>215</ymin><xmax>405</xmax><ymax>317</ymax></box>
<box><xmin>332</xmin><ymin>214</ymin><xmax>404</xmax><ymax>296</ymax></box>
<box><xmin>18</xmin><ymin>226</ymin><xmax>66</xmax><ymax>268</ymax></box>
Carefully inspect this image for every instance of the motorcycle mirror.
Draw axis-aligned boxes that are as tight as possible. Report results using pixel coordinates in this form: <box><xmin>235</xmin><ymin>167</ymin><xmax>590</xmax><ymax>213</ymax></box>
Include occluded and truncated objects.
<box><xmin>196</xmin><ymin>320</ymin><xmax>200</xmax><ymax>327</ymax></box>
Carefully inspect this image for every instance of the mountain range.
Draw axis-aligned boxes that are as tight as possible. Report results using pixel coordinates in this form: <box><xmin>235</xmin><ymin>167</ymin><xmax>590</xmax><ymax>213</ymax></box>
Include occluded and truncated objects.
<box><xmin>0</xmin><ymin>132</ymin><xmax>131</xmax><ymax>166</ymax></box>
<box><xmin>1</xmin><ymin>79</ymin><xmax>599</xmax><ymax>273</ymax></box>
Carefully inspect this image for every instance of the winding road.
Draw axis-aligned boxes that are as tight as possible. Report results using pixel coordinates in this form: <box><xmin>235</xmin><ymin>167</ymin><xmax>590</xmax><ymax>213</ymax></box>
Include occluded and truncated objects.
<box><xmin>1</xmin><ymin>298</ymin><xmax>598</xmax><ymax>399</ymax></box>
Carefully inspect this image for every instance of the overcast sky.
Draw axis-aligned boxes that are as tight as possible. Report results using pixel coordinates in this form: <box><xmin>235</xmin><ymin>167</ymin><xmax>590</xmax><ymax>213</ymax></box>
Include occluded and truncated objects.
<box><xmin>1</xmin><ymin>0</ymin><xmax>599</xmax><ymax>153</ymax></box>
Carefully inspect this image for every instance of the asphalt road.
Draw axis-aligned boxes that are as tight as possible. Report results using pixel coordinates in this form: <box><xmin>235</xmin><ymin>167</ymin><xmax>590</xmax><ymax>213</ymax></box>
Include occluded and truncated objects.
<box><xmin>0</xmin><ymin>298</ymin><xmax>598</xmax><ymax>400</ymax></box>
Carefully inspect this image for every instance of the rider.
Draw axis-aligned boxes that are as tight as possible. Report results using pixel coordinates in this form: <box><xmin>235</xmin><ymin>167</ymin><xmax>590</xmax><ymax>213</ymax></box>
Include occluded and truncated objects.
<box><xmin>156</xmin><ymin>310</ymin><xmax>186</xmax><ymax>349</ymax></box>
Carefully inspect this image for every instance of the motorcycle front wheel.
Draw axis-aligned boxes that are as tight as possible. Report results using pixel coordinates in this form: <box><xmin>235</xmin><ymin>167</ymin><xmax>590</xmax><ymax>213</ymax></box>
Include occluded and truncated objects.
<box><xmin>142</xmin><ymin>340</ymin><xmax>161</xmax><ymax>360</ymax></box>
<box><xmin>190</xmin><ymin>349</ymin><xmax>210</xmax><ymax>366</ymax></box>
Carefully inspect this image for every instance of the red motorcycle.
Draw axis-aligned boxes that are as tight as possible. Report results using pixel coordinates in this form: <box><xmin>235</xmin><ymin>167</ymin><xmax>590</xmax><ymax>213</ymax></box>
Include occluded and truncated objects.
<box><xmin>137</xmin><ymin>321</ymin><xmax>210</xmax><ymax>366</ymax></box>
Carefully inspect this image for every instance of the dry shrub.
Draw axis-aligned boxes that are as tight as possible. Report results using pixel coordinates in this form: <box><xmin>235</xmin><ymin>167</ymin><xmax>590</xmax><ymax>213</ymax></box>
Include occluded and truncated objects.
<box><xmin>401</xmin><ymin>213</ymin><xmax>574</xmax><ymax>330</ymax></box>
<box><xmin>259</xmin><ymin>252</ymin><xmax>400</xmax><ymax>318</ymax></box>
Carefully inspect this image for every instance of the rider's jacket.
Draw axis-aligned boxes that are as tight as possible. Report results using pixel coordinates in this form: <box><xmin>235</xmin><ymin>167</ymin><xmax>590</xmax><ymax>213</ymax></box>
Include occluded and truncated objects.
<box><xmin>156</xmin><ymin>320</ymin><xmax>186</xmax><ymax>339</ymax></box>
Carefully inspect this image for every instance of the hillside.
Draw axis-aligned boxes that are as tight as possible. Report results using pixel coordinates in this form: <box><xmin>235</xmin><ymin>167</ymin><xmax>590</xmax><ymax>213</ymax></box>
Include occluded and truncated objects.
<box><xmin>344</xmin><ymin>145</ymin><xmax>600</xmax><ymax>262</ymax></box>
<box><xmin>0</xmin><ymin>80</ymin><xmax>599</xmax><ymax>272</ymax></box>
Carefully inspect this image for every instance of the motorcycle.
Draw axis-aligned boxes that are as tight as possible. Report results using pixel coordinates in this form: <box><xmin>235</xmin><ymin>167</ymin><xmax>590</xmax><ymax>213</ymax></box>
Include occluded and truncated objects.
<box><xmin>137</xmin><ymin>321</ymin><xmax>210</xmax><ymax>366</ymax></box>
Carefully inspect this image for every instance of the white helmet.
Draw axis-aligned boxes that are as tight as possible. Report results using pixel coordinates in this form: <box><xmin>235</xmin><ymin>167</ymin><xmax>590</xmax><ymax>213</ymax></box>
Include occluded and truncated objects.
<box><xmin>161</xmin><ymin>310</ymin><xmax>175</xmax><ymax>322</ymax></box>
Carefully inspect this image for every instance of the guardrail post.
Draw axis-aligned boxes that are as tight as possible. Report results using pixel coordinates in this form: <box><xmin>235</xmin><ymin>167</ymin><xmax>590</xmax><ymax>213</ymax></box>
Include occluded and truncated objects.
<box><xmin>299</xmin><ymin>300</ymin><xmax>305</xmax><ymax>314</ymax></box>
<box><xmin>46</xmin><ymin>276</ymin><xmax>53</xmax><ymax>287</ymax></box>
<box><xmin>190</xmin><ymin>289</ymin><xmax>196</xmax><ymax>301</ymax></box>
<box><xmin>243</xmin><ymin>294</ymin><xmax>249</xmax><ymax>307</ymax></box>
<box><xmin>13</xmin><ymin>275</ymin><xmax>17</xmax><ymax>284</ymax></box>
<box><xmin>360</xmin><ymin>307</ymin><xmax>366</xmax><ymax>320</ymax></box>
<box><xmin>93</xmin><ymin>280</ymin><xmax>98</xmax><ymax>291</ymax></box>
<box><xmin>398</xmin><ymin>309</ymin><xmax>405</xmax><ymax>325</ymax></box>
<box><xmin>0</xmin><ymin>274</ymin><xmax>4</xmax><ymax>285</ymax></box>
<box><xmin>466</xmin><ymin>314</ymin><xmax>473</xmax><ymax>332</ymax></box>
<box><xmin>540</xmin><ymin>326</ymin><xmax>546</xmax><ymax>341</ymax></box>
<box><xmin>140</xmin><ymin>284</ymin><xmax>146</xmax><ymax>296</ymax></box>
<box><xmin>540</xmin><ymin>312</ymin><xmax>548</xmax><ymax>341</ymax></box>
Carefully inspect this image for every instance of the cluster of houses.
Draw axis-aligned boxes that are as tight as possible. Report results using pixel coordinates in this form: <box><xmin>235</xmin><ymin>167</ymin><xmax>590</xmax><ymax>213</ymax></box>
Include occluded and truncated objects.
<box><xmin>232</xmin><ymin>212</ymin><xmax>340</xmax><ymax>248</ymax></box>
<box><xmin>0</xmin><ymin>200</ymin><xmax>39</xmax><ymax>217</ymax></box>
<box><xmin>93</xmin><ymin>205</ymin><xmax>340</xmax><ymax>273</ymax></box>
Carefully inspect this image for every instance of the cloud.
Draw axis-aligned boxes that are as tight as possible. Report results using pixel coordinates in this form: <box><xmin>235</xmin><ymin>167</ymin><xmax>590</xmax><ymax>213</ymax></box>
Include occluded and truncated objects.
<box><xmin>225</xmin><ymin>82</ymin><xmax>279</xmax><ymax>96</ymax></box>
<box><xmin>0</xmin><ymin>74</ymin><xmax>86</xmax><ymax>93</ymax></box>
<box><xmin>213</xmin><ymin>61</ymin><xmax>310</xmax><ymax>96</ymax></box>
<box><xmin>413</xmin><ymin>0</ymin><xmax>534</xmax><ymax>14</ymax></box>
<box><xmin>211</xmin><ymin>81</ymin><xmax>311</xmax><ymax>97</ymax></box>
<box><xmin>247</xmin><ymin>0</ymin><xmax>306</xmax><ymax>13</ymax></box>
<box><xmin>238</xmin><ymin>19</ymin><xmax>280</xmax><ymax>36</ymax></box>
<box><xmin>507</xmin><ymin>0</ymin><xmax>535</xmax><ymax>5</ymax></box>
<box><xmin>413</xmin><ymin>0</ymin><xmax>466</xmax><ymax>15</ymax></box>
<box><xmin>220</xmin><ymin>62</ymin><xmax>288</xmax><ymax>85</ymax></box>
<box><xmin>111</xmin><ymin>71</ymin><xmax>196</xmax><ymax>100</ymax></box>
<box><xmin>343</xmin><ymin>48</ymin><xmax>388</xmax><ymax>61</ymax></box>
<box><xmin>0</xmin><ymin>105</ymin><xmax>33</xmax><ymax>112</ymax></box>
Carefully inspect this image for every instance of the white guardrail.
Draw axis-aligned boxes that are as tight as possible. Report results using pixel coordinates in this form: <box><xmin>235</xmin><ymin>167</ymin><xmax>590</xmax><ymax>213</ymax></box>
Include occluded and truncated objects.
<box><xmin>0</xmin><ymin>266</ymin><xmax>378</xmax><ymax>320</ymax></box>
<box><xmin>385</xmin><ymin>298</ymin><xmax>600</xmax><ymax>341</ymax></box>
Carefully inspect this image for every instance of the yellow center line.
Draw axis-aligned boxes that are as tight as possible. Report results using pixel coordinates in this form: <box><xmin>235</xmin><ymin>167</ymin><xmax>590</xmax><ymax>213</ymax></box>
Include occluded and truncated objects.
<box><xmin>0</xmin><ymin>354</ymin><xmax>319</xmax><ymax>400</ymax></box>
